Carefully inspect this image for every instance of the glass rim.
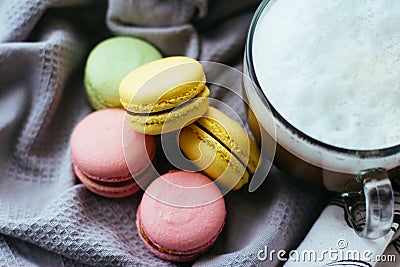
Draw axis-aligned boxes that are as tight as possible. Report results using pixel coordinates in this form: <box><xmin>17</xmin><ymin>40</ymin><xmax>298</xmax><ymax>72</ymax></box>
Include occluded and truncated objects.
<box><xmin>245</xmin><ymin>0</ymin><xmax>400</xmax><ymax>158</ymax></box>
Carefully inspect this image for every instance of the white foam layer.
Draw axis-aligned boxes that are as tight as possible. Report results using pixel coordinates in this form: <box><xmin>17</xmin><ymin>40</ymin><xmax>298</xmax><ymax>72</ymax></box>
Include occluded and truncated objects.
<box><xmin>253</xmin><ymin>0</ymin><xmax>400</xmax><ymax>150</ymax></box>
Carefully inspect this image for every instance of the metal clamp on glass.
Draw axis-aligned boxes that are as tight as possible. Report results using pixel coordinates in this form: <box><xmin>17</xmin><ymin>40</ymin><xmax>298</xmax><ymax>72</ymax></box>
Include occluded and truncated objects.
<box><xmin>341</xmin><ymin>168</ymin><xmax>394</xmax><ymax>239</ymax></box>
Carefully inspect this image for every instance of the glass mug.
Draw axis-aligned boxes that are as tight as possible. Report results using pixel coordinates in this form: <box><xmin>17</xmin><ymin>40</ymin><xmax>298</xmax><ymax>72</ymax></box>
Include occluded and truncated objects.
<box><xmin>243</xmin><ymin>0</ymin><xmax>400</xmax><ymax>239</ymax></box>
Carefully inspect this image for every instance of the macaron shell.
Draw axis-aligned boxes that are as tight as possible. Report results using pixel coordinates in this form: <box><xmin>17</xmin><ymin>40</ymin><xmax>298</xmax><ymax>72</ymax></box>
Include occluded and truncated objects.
<box><xmin>85</xmin><ymin>78</ymin><xmax>113</xmax><ymax>110</ymax></box>
<box><xmin>70</xmin><ymin>109</ymin><xmax>156</xmax><ymax>180</ymax></box>
<box><xmin>178</xmin><ymin>107</ymin><xmax>260</xmax><ymax>190</ymax></box>
<box><xmin>122</xmin><ymin>117</ymin><xmax>157</xmax><ymax>177</ymax></box>
<box><xmin>197</xmin><ymin>107</ymin><xmax>260</xmax><ymax>174</ymax></box>
<box><xmin>126</xmin><ymin>87</ymin><xmax>210</xmax><ymax>135</ymax></box>
<box><xmin>136</xmin><ymin>208</ymin><xmax>216</xmax><ymax>262</ymax></box>
<box><xmin>74</xmin><ymin>164</ymin><xmax>140</xmax><ymax>198</ymax></box>
<box><xmin>179</xmin><ymin>124</ymin><xmax>249</xmax><ymax>190</ymax></box>
<box><xmin>84</xmin><ymin>36</ymin><xmax>162</xmax><ymax>110</ymax></box>
<box><xmin>119</xmin><ymin>56</ymin><xmax>206</xmax><ymax>113</ymax></box>
<box><xmin>138</xmin><ymin>171</ymin><xmax>226</xmax><ymax>258</ymax></box>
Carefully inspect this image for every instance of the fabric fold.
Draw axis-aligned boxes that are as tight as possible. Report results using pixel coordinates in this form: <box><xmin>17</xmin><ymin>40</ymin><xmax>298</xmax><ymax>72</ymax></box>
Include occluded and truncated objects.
<box><xmin>0</xmin><ymin>0</ymin><xmax>339</xmax><ymax>266</ymax></box>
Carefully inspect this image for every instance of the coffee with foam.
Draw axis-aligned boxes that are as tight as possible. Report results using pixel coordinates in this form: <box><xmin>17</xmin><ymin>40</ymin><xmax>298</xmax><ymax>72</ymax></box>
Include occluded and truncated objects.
<box><xmin>252</xmin><ymin>0</ymin><xmax>400</xmax><ymax>150</ymax></box>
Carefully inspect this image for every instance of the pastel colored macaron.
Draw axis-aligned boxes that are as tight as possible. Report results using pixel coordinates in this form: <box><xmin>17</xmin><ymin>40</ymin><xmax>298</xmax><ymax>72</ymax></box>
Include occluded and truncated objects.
<box><xmin>119</xmin><ymin>56</ymin><xmax>210</xmax><ymax>135</ymax></box>
<box><xmin>179</xmin><ymin>107</ymin><xmax>260</xmax><ymax>190</ymax></box>
<box><xmin>84</xmin><ymin>36</ymin><xmax>162</xmax><ymax>110</ymax></box>
<box><xmin>136</xmin><ymin>170</ymin><xmax>226</xmax><ymax>262</ymax></box>
<box><xmin>70</xmin><ymin>109</ymin><xmax>156</xmax><ymax>198</ymax></box>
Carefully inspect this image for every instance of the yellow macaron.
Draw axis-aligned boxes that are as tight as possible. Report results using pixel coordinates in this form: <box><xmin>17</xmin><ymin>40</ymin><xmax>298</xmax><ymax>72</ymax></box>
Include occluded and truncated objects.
<box><xmin>178</xmin><ymin>107</ymin><xmax>260</xmax><ymax>190</ymax></box>
<box><xmin>119</xmin><ymin>56</ymin><xmax>210</xmax><ymax>135</ymax></box>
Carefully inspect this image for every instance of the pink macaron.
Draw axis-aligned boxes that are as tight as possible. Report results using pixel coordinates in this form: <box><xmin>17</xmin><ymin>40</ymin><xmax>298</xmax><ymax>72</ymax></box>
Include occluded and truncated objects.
<box><xmin>70</xmin><ymin>108</ymin><xmax>156</xmax><ymax>198</ymax></box>
<box><xmin>136</xmin><ymin>170</ymin><xmax>226</xmax><ymax>262</ymax></box>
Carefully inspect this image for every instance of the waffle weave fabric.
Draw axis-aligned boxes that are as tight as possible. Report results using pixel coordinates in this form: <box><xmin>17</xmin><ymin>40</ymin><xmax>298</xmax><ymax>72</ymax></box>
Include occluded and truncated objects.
<box><xmin>0</xmin><ymin>0</ymin><xmax>328</xmax><ymax>266</ymax></box>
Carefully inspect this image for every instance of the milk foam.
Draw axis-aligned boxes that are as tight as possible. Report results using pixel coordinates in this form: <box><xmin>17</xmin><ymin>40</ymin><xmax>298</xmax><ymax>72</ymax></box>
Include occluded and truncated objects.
<box><xmin>252</xmin><ymin>0</ymin><xmax>400</xmax><ymax>150</ymax></box>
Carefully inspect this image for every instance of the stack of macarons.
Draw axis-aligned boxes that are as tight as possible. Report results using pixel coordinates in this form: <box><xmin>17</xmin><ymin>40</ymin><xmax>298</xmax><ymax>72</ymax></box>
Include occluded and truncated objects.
<box><xmin>71</xmin><ymin>36</ymin><xmax>162</xmax><ymax>198</ymax></box>
<box><xmin>70</xmin><ymin>35</ymin><xmax>261</xmax><ymax>262</ymax></box>
<box><xmin>119</xmin><ymin>55</ymin><xmax>260</xmax><ymax>191</ymax></box>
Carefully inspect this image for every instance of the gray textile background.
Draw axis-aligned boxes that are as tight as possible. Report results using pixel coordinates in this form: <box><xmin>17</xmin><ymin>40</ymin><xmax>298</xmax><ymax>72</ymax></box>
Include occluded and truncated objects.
<box><xmin>0</xmin><ymin>0</ymin><xmax>329</xmax><ymax>266</ymax></box>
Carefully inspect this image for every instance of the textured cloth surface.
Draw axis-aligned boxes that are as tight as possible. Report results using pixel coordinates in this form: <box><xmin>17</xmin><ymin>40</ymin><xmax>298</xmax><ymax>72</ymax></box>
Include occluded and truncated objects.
<box><xmin>0</xmin><ymin>0</ymin><xmax>331</xmax><ymax>266</ymax></box>
<box><xmin>285</xmin><ymin>201</ymin><xmax>398</xmax><ymax>267</ymax></box>
<box><xmin>285</xmin><ymin>183</ymin><xmax>400</xmax><ymax>267</ymax></box>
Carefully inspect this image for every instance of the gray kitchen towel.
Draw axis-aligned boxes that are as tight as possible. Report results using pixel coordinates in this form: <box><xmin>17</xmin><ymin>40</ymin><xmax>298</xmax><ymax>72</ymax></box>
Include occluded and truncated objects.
<box><xmin>0</xmin><ymin>0</ymin><xmax>329</xmax><ymax>266</ymax></box>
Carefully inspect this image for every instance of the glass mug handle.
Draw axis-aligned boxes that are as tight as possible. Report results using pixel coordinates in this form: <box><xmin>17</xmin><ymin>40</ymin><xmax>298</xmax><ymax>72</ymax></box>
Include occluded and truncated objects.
<box><xmin>341</xmin><ymin>168</ymin><xmax>394</xmax><ymax>239</ymax></box>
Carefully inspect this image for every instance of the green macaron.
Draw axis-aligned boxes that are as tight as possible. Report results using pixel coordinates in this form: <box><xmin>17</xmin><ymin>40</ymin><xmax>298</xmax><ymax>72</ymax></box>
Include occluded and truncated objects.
<box><xmin>84</xmin><ymin>36</ymin><xmax>162</xmax><ymax>110</ymax></box>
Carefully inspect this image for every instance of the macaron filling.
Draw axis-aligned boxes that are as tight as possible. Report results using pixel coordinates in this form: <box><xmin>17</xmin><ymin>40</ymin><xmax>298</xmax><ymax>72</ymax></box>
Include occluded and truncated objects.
<box><xmin>119</xmin><ymin>56</ymin><xmax>207</xmax><ymax>113</ymax></box>
<box><xmin>86</xmin><ymin>176</ymin><xmax>137</xmax><ymax>187</ymax></box>
<box><xmin>192</xmin><ymin>121</ymin><xmax>252</xmax><ymax>178</ymax></box>
<box><xmin>195</xmin><ymin>109</ymin><xmax>259</xmax><ymax>174</ymax></box>
<box><xmin>125</xmin><ymin>78</ymin><xmax>206</xmax><ymax>114</ymax></box>
<box><xmin>74</xmin><ymin>155</ymin><xmax>156</xmax><ymax>184</ymax></box>
<box><xmin>137</xmin><ymin>206</ymin><xmax>225</xmax><ymax>258</ymax></box>
<box><xmin>72</xmin><ymin>161</ymin><xmax>133</xmax><ymax>182</ymax></box>
<box><xmin>126</xmin><ymin>87</ymin><xmax>209</xmax><ymax>117</ymax></box>
<box><xmin>126</xmin><ymin>87</ymin><xmax>210</xmax><ymax>135</ymax></box>
<box><xmin>73</xmin><ymin>164</ymin><xmax>140</xmax><ymax>197</ymax></box>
